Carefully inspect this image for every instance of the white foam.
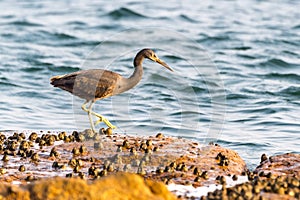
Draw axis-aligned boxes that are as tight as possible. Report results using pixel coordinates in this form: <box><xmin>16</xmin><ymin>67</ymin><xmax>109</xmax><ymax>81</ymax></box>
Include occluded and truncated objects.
<box><xmin>11</xmin><ymin>181</ymin><xmax>22</xmax><ymax>185</ymax></box>
<box><xmin>168</xmin><ymin>183</ymin><xmax>222</xmax><ymax>199</ymax></box>
<box><xmin>168</xmin><ymin>175</ymin><xmax>249</xmax><ymax>199</ymax></box>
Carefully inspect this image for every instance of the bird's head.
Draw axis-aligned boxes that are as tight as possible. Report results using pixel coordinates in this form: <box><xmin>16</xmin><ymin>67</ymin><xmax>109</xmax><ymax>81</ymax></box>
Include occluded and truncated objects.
<box><xmin>143</xmin><ymin>49</ymin><xmax>174</xmax><ymax>72</ymax></box>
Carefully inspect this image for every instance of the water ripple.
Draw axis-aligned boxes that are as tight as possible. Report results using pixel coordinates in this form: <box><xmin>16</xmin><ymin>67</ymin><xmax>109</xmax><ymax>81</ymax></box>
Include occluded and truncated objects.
<box><xmin>179</xmin><ymin>14</ymin><xmax>198</xmax><ymax>23</ymax></box>
<box><xmin>258</xmin><ymin>73</ymin><xmax>300</xmax><ymax>84</ymax></box>
<box><xmin>6</xmin><ymin>20</ymin><xmax>43</xmax><ymax>27</ymax></box>
<box><xmin>258</xmin><ymin>58</ymin><xmax>298</xmax><ymax>68</ymax></box>
<box><xmin>106</xmin><ymin>7</ymin><xmax>146</xmax><ymax>19</ymax></box>
<box><xmin>47</xmin><ymin>66</ymin><xmax>80</xmax><ymax>73</ymax></box>
<box><xmin>277</xmin><ymin>86</ymin><xmax>300</xmax><ymax>97</ymax></box>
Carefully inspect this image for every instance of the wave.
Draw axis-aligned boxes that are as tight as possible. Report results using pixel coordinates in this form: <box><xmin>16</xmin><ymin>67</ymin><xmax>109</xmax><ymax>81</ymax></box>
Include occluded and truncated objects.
<box><xmin>59</xmin><ymin>40</ymin><xmax>100</xmax><ymax>47</ymax></box>
<box><xmin>164</xmin><ymin>55</ymin><xmax>184</xmax><ymax>61</ymax></box>
<box><xmin>48</xmin><ymin>66</ymin><xmax>80</xmax><ymax>73</ymax></box>
<box><xmin>197</xmin><ymin>35</ymin><xmax>231</xmax><ymax>44</ymax></box>
<box><xmin>0</xmin><ymin>77</ymin><xmax>22</xmax><ymax>88</ymax></box>
<box><xmin>38</xmin><ymin>30</ymin><xmax>77</xmax><ymax>40</ymax></box>
<box><xmin>258</xmin><ymin>58</ymin><xmax>297</xmax><ymax>68</ymax></box>
<box><xmin>292</xmin><ymin>24</ymin><xmax>300</xmax><ymax>29</ymax></box>
<box><xmin>106</xmin><ymin>7</ymin><xmax>146</xmax><ymax>19</ymax></box>
<box><xmin>278</xmin><ymin>86</ymin><xmax>300</xmax><ymax>97</ymax></box>
<box><xmin>14</xmin><ymin>91</ymin><xmax>46</xmax><ymax>99</ymax></box>
<box><xmin>258</xmin><ymin>73</ymin><xmax>300</xmax><ymax>83</ymax></box>
<box><xmin>29</xmin><ymin>30</ymin><xmax>100</xmax><ymax>47</ymax></box>
<box><xmin>20</xmin><ymin>66</ymin><xmax>45</xmax><ymax>73</ymax></box>
<box><xmin>92</xmin><ymin>24</ymin><xmax>121</xmax><ymax>30</ymax></box>
<box><xmin>7</xmin><ymin>20</ymin><xmax>43</xmax><ymax>27</ymax></box>
<box><xmin>226</xmin><ymin>93</ymin><xmax>253</xmax><ymax>100</ymax></box>
<box><xmin>231</xmin><ymin>46</ymin><xmax>252</xmax><ymax>51</ymax></box>
<box><xmin>218</xmin><ymin>140</ymin><xmax>271</xmax><ymax>148</ymax></box>
<box><xmin>179</xmin><ymin>14</ymin><xmax>198</xmax><ymax>23</ymax></box>
<box><xmin>65</xmin><ymin>21</ymin><xmax>87</xmax><ymax>26</ymax></box>
<box><xmin>0</xmin><ymin>81</ymin><xmax>20</xmax><ymax>88</ymax></box>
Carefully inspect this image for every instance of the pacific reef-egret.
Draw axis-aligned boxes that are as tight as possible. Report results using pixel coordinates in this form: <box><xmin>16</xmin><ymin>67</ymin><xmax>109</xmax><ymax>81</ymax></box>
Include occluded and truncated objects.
<box><xmin>50</xmin><ymin>48</ymin><xmax>173</xmax><ymax>132</ymax></box>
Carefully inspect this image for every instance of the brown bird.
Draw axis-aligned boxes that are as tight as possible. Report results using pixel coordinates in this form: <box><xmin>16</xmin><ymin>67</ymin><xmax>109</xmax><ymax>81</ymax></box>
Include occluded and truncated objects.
<box><xmin>50</xmin><ymin>48</ymin><xmax>173</xmax><ymax>132</ymax></box>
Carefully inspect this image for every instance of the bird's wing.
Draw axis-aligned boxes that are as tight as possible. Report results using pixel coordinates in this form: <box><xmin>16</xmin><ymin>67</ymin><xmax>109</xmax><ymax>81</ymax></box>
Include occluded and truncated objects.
<box><xmin>51</xmin><ymin>69</ymin><xmax>121</xmax><ymax>101</ymax></box>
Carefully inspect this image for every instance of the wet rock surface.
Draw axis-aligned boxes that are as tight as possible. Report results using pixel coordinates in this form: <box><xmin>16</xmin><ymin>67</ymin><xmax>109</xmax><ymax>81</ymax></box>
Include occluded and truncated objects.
<box><xmin>0</xmin><ymin>130</ymin><xmax>247</xmax><ymax>186</ymax></box>
<box><xmin>199</xmin><ymin>153</ymin><xmax>300</xmax><ymax>200</ymax></box>
<box><xmin>147</xmin><ymin>144</ymin><xmax>247</xmax><ymax>187</ymax></box>
<box><xmin>0</xmin><ymin>130</ymin><xmax>299</xmax><ymax>200</ymax></box>
<box><xmin>254</xmin><ymin>153</ymin><xmax>300</xmax><ymax>178</ymax></box>
<box><xmin>204</xmin><ymin>175</ymin><xmax>300</xmax><ymax>200</ymax></box>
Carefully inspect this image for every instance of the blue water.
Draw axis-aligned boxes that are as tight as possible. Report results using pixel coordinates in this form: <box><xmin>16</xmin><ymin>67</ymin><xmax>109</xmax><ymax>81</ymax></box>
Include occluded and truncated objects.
<box><xmin>0</xmin><ymin>0</ymin><xmax>299</xmax><ymax>169</ymax></box>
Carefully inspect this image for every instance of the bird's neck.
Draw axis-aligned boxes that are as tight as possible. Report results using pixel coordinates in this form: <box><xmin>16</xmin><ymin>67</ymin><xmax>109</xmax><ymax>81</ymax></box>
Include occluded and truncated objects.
<box><xmin>123</xmin><ymin>52</ymin><xmax>145</xmax><ymax>89</ymax></box>
<box><xmin>126</xmin><ymin>63</ymin><xmax>143</xmax><ymax>89</ymax></box>
<box><xmin>114</xmin><ymin>53</ymin><xmax>145</xmax><ymax>95</ymax></box>
<box><xmin>134</xmin><ymin>52</ymin><xmax>145</xmax><ymax>67</ymax></box>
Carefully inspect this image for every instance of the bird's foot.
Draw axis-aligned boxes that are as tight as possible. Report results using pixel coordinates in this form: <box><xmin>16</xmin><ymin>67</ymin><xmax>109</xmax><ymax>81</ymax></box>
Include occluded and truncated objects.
<box><xmin>82</xmin><ymin>102</ymin><xmax>116</xmax><ymax>129</ymax></box>
<box><xmin>92</xmin><ymin>113</ymin><xmax>116</xmax><ymax>129</ymax></box>
<box><xmin>94</xmin><ymin>118</ymin><xmax>102</xmax><ymax>126</ymax></box>
<box><xmin>103</xmin><ymin>119</ymin><xmax>117</xmax><ymax>129</ymax></box>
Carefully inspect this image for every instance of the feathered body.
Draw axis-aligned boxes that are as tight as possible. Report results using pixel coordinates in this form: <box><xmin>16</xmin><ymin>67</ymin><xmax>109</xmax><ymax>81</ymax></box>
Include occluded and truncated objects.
<box><xmin>50</xmin><ymin>48</ymin><xmax>172</xmax><ymax>130</ymax></box>
<box><xmin>51</xmin><ymin>69</ymin><xmax>123</xmax><ymax>101</ymax></box>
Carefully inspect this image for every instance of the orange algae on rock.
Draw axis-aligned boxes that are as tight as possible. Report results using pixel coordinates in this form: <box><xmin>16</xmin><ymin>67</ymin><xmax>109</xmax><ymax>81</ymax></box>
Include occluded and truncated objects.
<box><xmin>146</xmin><ymin>179</ymin><xmax>177</xmax><ymax>200</ymax></box>
<box><xmin>0</xmin><ymin>172</ymin><xmax>177</xmax><ymax>200</ymax></box>
<box><xmin>91</xmin><ymin>172</ymin><xmax>177</xmax><ymax>200</ymax></box>
<box><xmin>0</xmin><ymin>184</ymin><xmax>30</xmax><ymax>200</ymax></box>
<box><xmin>29</xmin><ymin>177</ymin><xmax>92</xmax><ymax>200</ymax></box>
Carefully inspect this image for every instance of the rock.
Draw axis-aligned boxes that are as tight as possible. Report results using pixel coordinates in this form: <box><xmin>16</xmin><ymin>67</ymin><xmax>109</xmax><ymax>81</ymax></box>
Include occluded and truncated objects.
<box><xmin>147</xmin><ymin>144</ymin><xmax>247</xmax><ymax>187</ymax></box>
<box><xmin>6</xmin><ymin>130</ymin><xmax>300</xmax><ymax>199</ymax></box>
<box><xmin>0</xmin><ymin>172</ymin><xmax>177</xmax><ymax>200</ymax></box>
<box><xmin>91</xmin><ymin>172</ymin><xmax>177</xmax><ymax>200</ymax></box>
<box><xmin>0</xmin><ymin>131</ymin><xmax>247</xmax><ymax>188</ymax></box>
<box><xmin>0</xmin><ymin>184</ymin><xmax>30</xmax><ymax>200</ymax></box>
<box><xmin>29</xmin><ymin>177</ymin><xmax>92</xmax><ymax>200</ymax></box>
<box><xmin>207</xmin><ymin>175</ymin><xmax>300</xmax><ymax>200</ymax></box>
<box><xmin>254</xmin><ymin>153</ymin><xmax>300</xmax><ymax>178</ymax></box>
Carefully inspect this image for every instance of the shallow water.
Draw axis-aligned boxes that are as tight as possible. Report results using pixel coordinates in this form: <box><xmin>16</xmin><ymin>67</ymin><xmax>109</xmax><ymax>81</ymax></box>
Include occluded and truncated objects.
<box><xmin>0</xmin><ymin>0</ymin><xmax>299</xmax><ymax>169</ymax></box>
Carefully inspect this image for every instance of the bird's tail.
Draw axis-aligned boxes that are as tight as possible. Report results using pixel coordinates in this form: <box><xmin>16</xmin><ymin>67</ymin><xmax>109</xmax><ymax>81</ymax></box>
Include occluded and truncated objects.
<box><xmin>50</xmin><ymin>75</ymin><xmax>65</xmax><ymax>86</ymax></box>
<box><xmin>50</xmin><ymin>74</ymin><xmax>75</xmax><ymax>94</ymax></box>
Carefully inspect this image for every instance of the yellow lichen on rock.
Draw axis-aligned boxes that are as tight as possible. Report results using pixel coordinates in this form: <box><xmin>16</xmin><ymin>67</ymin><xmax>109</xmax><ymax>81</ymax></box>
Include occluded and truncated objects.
<box><xmin>146</xmin><ymin>179</ymin><xmax>177</xmax><ymax>200</ymax></box>
<box><xmin>29</xmin><ymin>177</ymin><xmax>92</xmax><ymax>200</ymax></box>
<box><xmin>91</xmin><ymin>172</ymin><xmax>177</xmax><ymax>200</ymax></box>
<box><xmin>0</xmin><ymin>173</ymin><xmax>177</xmax><ymax>200</ymax></box>
<box><xmin>0</xmin><ymin>184</ymin><xmax>30</xmax><ymax>200</ymax></box>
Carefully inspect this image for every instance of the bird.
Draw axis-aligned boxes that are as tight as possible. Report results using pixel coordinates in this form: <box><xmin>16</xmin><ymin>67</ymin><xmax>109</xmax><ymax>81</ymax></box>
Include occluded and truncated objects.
<box><xmin>50</xmin><ymin>48</ymin><xmax>173</xmax><ymax>132</ymax></box>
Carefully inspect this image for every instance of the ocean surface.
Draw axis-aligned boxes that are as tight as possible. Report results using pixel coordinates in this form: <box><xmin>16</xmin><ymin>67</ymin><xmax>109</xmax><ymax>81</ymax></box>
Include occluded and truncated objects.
<box><xmin>0</xmin><ymin>0</ymin><xmax>299</xmax><ymax>169</ymax></box>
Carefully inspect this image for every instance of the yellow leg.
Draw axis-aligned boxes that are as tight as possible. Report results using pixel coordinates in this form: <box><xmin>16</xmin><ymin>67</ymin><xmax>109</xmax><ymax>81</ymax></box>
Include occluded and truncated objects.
<box><xmin>81</xmin><ymin>101</ymin><xmax>96</xmax><ymax>132</ymax></box>
<box><xmin>81</xmin><ymin>101</ymin><xmax>116</xmax><ymax>130</ymax></box>
<box><xmin>92</xmin><ymin>112</ymin><xmax>116</xmax><ymax>129</ymax></box>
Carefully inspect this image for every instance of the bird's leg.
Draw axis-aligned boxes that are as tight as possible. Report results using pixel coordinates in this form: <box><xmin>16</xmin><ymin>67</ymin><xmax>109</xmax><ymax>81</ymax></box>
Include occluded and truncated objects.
<box><xmin>81</xmin><ymin>101</ymin><xmax>96</xmax><ymax>133</ymax></box>
<box><xmin>81</xmin><ymin>100</ymin><xmax>89</xmax><ymax>112</ymax></box>
<box><xmin>82</xmin><ymin>101</ymin><xmax>116</xmax><ymax>129</ymax></box>
<box><xmin>90</xmin><ymin>106</ymin><xmax>116</xmax><ymax>129</ymax></box>
<box><xmin>87</xmin><ymin>101</ymin><xmax>97</xmax><ymax>132</ymax></box>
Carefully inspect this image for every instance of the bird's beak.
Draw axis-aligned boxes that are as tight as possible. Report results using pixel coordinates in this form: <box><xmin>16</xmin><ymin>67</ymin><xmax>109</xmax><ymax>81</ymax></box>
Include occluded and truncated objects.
<box><xmin>155</xmin><ymin>58</ymin><xmax>174</xmax><ymax>72</ymax></box>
